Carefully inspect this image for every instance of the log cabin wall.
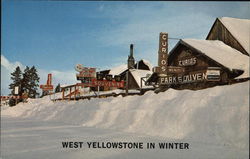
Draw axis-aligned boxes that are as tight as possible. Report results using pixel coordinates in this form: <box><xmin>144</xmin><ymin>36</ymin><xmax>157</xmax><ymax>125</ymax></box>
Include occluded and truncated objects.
<box><xmin>168</xmin><ymin>44</ymin><xmax>231</xmax><ymax>90</ymax></box>
<box><xmin>206</xmin><ymin>19</ymin><xmax>248</xmax><ymax>56</ymax></box>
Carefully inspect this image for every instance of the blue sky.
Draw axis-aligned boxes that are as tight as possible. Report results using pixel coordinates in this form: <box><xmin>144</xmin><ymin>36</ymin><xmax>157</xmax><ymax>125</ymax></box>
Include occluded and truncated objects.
<box><xmin>1</xmin><ymin>1</ymin><xmax>250</xmax><ymax>95</ymax></box>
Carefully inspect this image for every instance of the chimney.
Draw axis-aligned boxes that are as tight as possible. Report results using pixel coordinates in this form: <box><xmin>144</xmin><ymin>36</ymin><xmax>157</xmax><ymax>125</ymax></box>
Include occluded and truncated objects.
<box><xmin>130</xmin><ymin>44</ymin><xmax>133</xmax><ymax>57</ymax></box>
<box><xmin>128</xmin><ymin>44</ymin><xmax>135</xmax><ymax>69</ymax></box>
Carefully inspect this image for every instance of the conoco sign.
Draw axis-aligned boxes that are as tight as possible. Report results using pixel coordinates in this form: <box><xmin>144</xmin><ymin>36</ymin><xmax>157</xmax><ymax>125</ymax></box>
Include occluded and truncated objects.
<box><xmin>158</xmin><ymin>32</ymin><xmax>168</xmax><ymax>74</ymax></box>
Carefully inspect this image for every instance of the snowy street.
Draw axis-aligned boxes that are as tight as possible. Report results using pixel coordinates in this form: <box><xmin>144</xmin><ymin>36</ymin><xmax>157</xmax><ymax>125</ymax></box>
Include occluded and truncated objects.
<box><xmin>1</xmin><ymin>115</ymin><xmax>248</xmax><ymax>159</ymax></box>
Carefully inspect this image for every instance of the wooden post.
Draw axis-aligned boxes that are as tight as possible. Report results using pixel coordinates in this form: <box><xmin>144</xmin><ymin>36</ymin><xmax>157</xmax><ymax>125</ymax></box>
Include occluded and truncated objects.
<box><xmin>62</xmin><ymin>88</ymin><xmax>65</xmax><ymax>100</ymax></box>
<box><xmin>69</xmin><ymin>87</ymin><xmax>72</xmax><ymax>100</ymax></box>
<box><xmin>126</xmin><ymin>71</ymin><xmax>129</xmax><ymax>95</ymax></box>
<box><xmin>74</xmin><ymin>85</ymin><xmax>76</xmax><ymax>100</ymax></box>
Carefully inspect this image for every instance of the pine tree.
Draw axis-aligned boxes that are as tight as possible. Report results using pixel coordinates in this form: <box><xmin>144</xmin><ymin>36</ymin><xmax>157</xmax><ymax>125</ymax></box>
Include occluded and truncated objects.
<box><xmin>9</xmin><ymin>66</ymin><xmax>22</xmax><ymax>96</ymax></box>
<box><xmin>21</xmin><ymin>66</ymin><xmax>40</xmax><ymax>98</ymax></box>
<box><xmin>21</xmin><ymin>66</ymin><xmax>30</xmax><ymax>95</ymax></box>
<box><xmin>29</xmin><ymin>66</ymin><xmax>40</xmax><ymax>98</ymax></box>
<box><xmin>55</xmin><ymin>83</ymin><xmax>61</xmax><ymax>93</ymax></box>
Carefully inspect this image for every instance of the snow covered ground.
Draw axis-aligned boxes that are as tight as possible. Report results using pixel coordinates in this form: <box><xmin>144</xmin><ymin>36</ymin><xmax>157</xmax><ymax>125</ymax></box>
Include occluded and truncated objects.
<box><xmin>1</xmin><ymin>81</ymin><xmax>249</xmax><ymax>159</ymax></box>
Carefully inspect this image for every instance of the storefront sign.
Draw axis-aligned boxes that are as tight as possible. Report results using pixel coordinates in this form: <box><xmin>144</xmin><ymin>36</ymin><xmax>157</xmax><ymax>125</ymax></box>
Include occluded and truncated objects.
<box><xmin>167</xmin><ymin>66</ymin><xmax>185</xmax><ymax>73</ymax></box>
<box><xmin>178</xmin><ymin>57</ymin><xmax>197</xmax><ymax>66</ymax></box>
<box><xmin>206</xmin><ymin>67</ymin><xmax>221</xmax><ymax>81</ymax></box>
<box><xmin>160</xmin><ymin>72</ymin><xmax>207</xmax><ymax>85</ymax></box>
<box><xmin>92</xmin><ymin>79</ymin><xmax>124</xmax><ymax>88</ymax></box>
<box><xmin>158</xmin><ymin>32</ymin><xmax>168</xmax><ymax>74</ymax></box>
<box><xmin>76</xmin><ymin>68</ymin><xmax>96</xmax><ymax>78</ymax></box>
<box><xmin>75</xmin><ymin>64</ymin><xmax>96</xmax><ymax>78</ymax></box>
<box><xmin>76</xmin><ymin>79</ymin><xmax>125</xmax><ymax>88</ymax></box>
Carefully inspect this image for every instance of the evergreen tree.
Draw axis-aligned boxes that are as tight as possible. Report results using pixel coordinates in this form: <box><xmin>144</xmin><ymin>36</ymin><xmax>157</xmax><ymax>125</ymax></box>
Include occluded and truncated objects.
<box><xmin>21</xmin><ymin>66</ymin><xmax>30</xmax><ymax>95</ymax></box>
<box><xmin>9</xmin><ymin>66</ymin><xmax>22</xmax><ymax>96</ymax></box>
<box><xmin>29</xmin><ymin>66</ymin><xmax>40</xmax><ymax>98</ymax></box>
<box><xmin>55</xmin><ymin>83</ymin><xmax>61</xmax><ymax>93</ymax></box>
<box><xmin>21</xmin><ymin>66</ymin><xmax>40</xmax><ymax>98</ymax></box>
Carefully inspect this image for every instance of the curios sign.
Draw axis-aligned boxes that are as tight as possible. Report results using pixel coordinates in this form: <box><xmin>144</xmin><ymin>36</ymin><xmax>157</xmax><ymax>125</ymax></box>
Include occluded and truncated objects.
<box><xmin>158</xmin><ymin>32</ymin><xmax>168</xmax><ymax>74</ymax></box>
<box><xmin>178</xmin><ymin>57</ymin><xmax>197</xmax><ymax>66</ymax></box>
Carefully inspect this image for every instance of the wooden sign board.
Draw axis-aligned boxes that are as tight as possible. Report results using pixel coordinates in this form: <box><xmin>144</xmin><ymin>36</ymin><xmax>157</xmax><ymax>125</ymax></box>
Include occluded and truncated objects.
<box><xmin>92</xmin><ymin>79</ymin><xmax>125</xmax><ymax>88</ymax></box>
<box><xmin>76</xmin><ymin>79</ymin><xmax>125</xmax><ymax>88</ymax></box>
<box><xmin>158</xmin><ymin>32</ymin><xmax>168</xmax><ymax>74</ymax></box>
<box><xmin>159</xmin><ymin>71</ymin><xmax>207</xmax><ymax>85</ymax></box>
<box><xmin>153</xmin><ymin>66</ymin><xmax>185</xmax><ymax>74</ymax></box>
<box><xmin>167</xmin><ymin>66</ymin><xmax>185</xmax><ymax>74</ymax></box>
<box><xmin>40</xmin><ymin>85</ymin><xmax>54</xmax><ymax>91</ymax></box>
<box><xmin>77</xmin><ymin>67</ymin><xmax>96</xmax><ymax>78</ymax></box>
<box><xmin>40</xmin><ymin>73</ymin><xmax>54</xmax><ymax>91</ymax></box>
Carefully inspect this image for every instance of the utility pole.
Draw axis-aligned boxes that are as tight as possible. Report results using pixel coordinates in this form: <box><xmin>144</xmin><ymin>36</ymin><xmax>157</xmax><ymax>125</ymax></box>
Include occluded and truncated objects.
<box><xmin>126</xmin><ymin>71</ymin><xmax>129</xmax><ymax>95</ymax></box>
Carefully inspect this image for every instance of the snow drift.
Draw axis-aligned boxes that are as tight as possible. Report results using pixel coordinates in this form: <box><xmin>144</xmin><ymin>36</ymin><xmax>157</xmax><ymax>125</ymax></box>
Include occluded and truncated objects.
<box><xmin>2</xmin><ymin>82</ymin><xmax>249</xmax><ymax>150</ymax></box>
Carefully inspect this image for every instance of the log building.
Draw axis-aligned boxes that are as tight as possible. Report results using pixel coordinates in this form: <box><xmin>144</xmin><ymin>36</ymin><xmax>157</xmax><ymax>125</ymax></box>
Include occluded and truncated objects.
<box><xmin>147</xmin><ymin>17</ymin><xmax>250</xmax><ymax>90</ymax></box>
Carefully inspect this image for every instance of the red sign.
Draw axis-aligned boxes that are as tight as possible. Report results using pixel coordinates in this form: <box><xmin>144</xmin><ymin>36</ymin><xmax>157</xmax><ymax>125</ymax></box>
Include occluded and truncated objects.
<box><xmin>47</xmin><ymin>74</ymin><xmax>52</xmax><ymax>85</ymax></box>
<box><xmin>77</xmin><ymin>68</ymin><xmax>96</xmax><ymax>78</ymax></box>
<box><xmin>40</xmin><ymin>85</ymin><xmax>54</xmax><ymax>90</ymax></box>
<box><xmin>40</xmin><ymin>73</ymin><xmax>54</xmax><ymax>91</ymax></box>
<box><xmin>92</xmin><ymin>79</ymin><xmax>124</xmax><ymax>88</ymax></box>
<box><xmin>76</xmin><ymin>79</ymin><xmax>125</xmax><ymax>88</ymax></box>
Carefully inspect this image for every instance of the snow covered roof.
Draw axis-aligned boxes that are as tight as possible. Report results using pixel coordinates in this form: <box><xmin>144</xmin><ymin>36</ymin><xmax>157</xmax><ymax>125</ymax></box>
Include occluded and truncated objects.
<box><xmin>109</xmin><ymin>64</ymin><xmax>127</xmax><ymax>75</ymax></box>
<box><xmin>129</xmin><ymin>69</ymin><xmax>152</xmax><ymax>87</ymax></box>
<box><xmin>108</xmin><ymin>59</ymin><xmax>152</xmax><ymax>75</ymax></box>
<box><xmin>181</xmin><ymin>39</ymin><xmax>249</xmax><ymax>79</ymax></box>
<box><xmin>219</xmin><ymin>17</ymin><xmax>250</xmax><ymax>54</ymax></box>
<box><xmin>60</xmin><ymin>83</ymin><xmax>76</xmax><ymax>88</ymax></box>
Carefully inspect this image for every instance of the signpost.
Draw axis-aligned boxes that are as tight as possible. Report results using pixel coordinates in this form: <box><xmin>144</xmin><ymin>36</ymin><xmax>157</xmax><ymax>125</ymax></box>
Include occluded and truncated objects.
<box><xmin>40</xmin><ymin>74</ymin><xmax>54</xmax><ymax>91</ymax></box>
<box><xmin>158</xmin><ymin>32</ymin><xmax>168</xmax><ymax>75</ymax></box>
<box><xmin>75</xmin><ymin>64</ymin><xmax>96</xmax><ymax>78</ymax></box>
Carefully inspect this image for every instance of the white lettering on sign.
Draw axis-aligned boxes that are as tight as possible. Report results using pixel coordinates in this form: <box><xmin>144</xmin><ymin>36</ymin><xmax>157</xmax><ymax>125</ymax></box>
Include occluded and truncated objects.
<box><xmin>178</xmin><ymin>57</ymin><xmax>197</xmax><ymax>66</ymax></box>
<box><xmin>160</xmin><ymin>73</ymin><xmax>207</xmax><ymax>85</ymax></box>
<box><xmin>158</xmin><ymin>32</ymin><xmax>168</xmax><ymax>74</ymax></box>
<box><xmin>162</xmin><ymin>48</ymin><xmax>167</xmax><ymax>53</ymax></box>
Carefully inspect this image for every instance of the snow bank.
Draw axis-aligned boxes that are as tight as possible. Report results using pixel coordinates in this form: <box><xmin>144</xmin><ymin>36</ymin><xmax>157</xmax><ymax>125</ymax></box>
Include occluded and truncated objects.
<box><xmin>2</xmin><ymin>82</ymin><xmax>249</xmax><ymax>150</ymax></box>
